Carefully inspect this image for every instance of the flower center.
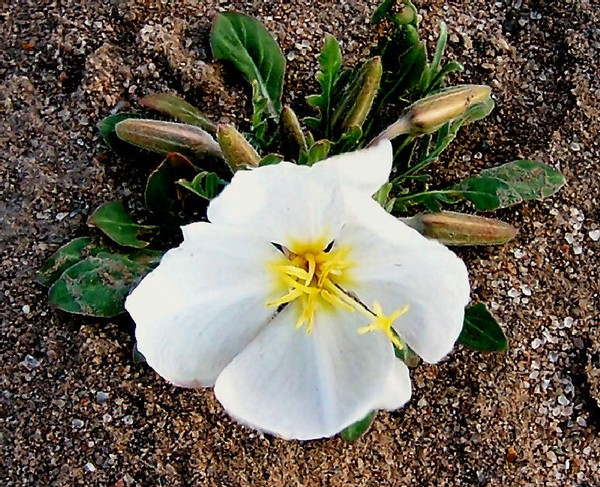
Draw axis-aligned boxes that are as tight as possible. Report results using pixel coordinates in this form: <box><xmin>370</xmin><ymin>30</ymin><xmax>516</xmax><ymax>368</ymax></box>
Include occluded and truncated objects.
<box><xmin>266</xmin><ymin>240</ymin><xmax>409</xmax><ymax>349</ymax></box>
<box><xmin>267</xmin><ymin>243</ymin><xmax>355</xmax><ymax>333</ymax></box>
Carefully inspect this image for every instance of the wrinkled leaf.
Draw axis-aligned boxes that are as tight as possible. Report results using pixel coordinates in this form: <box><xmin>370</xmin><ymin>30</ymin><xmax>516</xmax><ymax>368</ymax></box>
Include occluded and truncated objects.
<box><xmin>459</xmin><ymin>303</ymin><xmax>508</xmax><ymax>352</ymax></box>
<box><xmin>453</xmin><ymin>160</ymin><xmax>565</xmax><ymax>211</ymax></box>
<box><xmin>48</xmin><ymin>252</ymin><xmax>154</xmax><ymax>317</ymax></box>
<box><xmin>145</xmin><ymin>153</ymin><xmax>197</xmax><ymax>218</ymax></box>
<box><xmin>211</xmin><ymin>12</ymin><xmax>285</xmax><ymax>117</ymax></box>
<box><xmin>332</xmin><ymin>126</ymin><xmax>362</xmax><ymax>155</ymax></box>
<box><xmin>251</xmin><ymin>79</ymin><xmax>271</xmax><ymax>151</ymax></box>
<box><xmin>88</xmin><ymin>201</ymin><xmax>158</xmax><ymax>249</ymax></box>
<box><xmin>140</xmin><ymin>93</ymin><xmax>216</xmax><ymax>133</ymax></box>
<box><xmin>307</xmin><ymin>35</ymin><xmax>343</xmax><ymax>139</ymax></box>
<box><xmin>38</xmin><ymin>237</ymin><xmax>106</xmax><ymax>287</ymax></box>
<box><xmin>177</xmin><ymin>172</ymin><xmax>221</xmax><ymax>201</ymax></box>
<box><xmin>340</xmin><ymin>411</ymin><xmax>376</xmax><ymax>442</ymax></box>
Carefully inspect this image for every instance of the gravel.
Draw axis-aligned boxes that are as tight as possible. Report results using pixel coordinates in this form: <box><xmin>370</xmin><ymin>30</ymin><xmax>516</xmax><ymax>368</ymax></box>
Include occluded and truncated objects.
<box><xmin>1</xmin><ymin>0</ymin><xmax>598</xmax><ymax>485</ymax></box>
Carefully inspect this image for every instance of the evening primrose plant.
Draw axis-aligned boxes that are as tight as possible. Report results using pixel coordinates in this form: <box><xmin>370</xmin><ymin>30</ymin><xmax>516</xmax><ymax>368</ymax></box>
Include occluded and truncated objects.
<box><xmin>39</xmin><ymin>0</ymin><xmax>565</xmax><ymax>441</ymax></box>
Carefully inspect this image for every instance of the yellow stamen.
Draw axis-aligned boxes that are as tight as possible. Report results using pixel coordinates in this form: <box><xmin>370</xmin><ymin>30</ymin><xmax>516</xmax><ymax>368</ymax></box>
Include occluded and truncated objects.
<box><xmin>357</xmin><ymin>302</ymin><xmax>409</xmax><ymax>349</ymax></box>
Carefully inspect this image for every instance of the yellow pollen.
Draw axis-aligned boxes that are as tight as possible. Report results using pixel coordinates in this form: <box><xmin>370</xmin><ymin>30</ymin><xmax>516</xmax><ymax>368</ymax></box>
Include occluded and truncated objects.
<box><xmin>267</xmin><ymin>243</ymin><xmax>355</xmax><ymax>333</ymax></box>
<box><xmin>357</xmin><ymin>302</ymin><xmax>409</xmax><ymax>349</ymax></box>
<box><xmin>267</xmin><ymin>241</ymin><xmax>409</xmax><ymax>348</ymax></box>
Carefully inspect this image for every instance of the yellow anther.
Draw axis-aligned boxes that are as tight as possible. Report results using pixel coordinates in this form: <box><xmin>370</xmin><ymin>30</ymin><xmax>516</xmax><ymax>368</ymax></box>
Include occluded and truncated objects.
<box><xmin>357</xmin><ymin>303</ymin><xmax>409</xmax><ymax>349</ymax></box>
<box><xmin>267</xmin><ymin>242</ymin><xmax>355</xmax><ymax>333</ymax></box>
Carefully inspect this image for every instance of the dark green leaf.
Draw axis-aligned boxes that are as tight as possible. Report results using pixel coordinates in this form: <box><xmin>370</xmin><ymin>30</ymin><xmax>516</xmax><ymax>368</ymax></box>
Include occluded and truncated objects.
<box><xmin>88</xmin><ymin>201</ymin><xmax>158</xmax><ymax>249</ymax></box>
<box><xmin>453</xmin><ymin>160</ymin><xmax>565</xmax><ymax>211</ymax></box>
<box><xmin>38</xmin><ymin>237</ymin><xmax>107</xmax><ymax>287</ymax></box>
<box><xmin>340</xmin><ymin>411</ymin><xmax>376</xmax><ymax>442</ymax></box>
<box><xmin>48</xmin><ymin>252</ymin><xmax>154</xmax><ymax>317</ymax></box>
<box><xmin>459</xmin><ymin>303</ymin><xmax>508</xmax><ymax>352</ymax></box>
<box><xmin>211</xmin><ymin>12</ymin><xmax>285</xmax><ymax>117</ymax></box>
<box><xmin>177</xmin><ymin>172</ymin><xmax>221</xmax><ymax>200</ymax></box>
<box><xmin>371</xmin><ymin>0</ymin><xmax>396</xmax><ymax>24</ymax></box>
<box><xmin>145</xmin><ymin>153</ymin><xmax>197</xmax><ymax>218</ymax></box>
<box><xmin>250</xmin><ymin>80</ymin><xmax>271</xmax><ymax>151</ymax></box>
<box><xmin>332</xmin><ymin>126</ymin><xmax>362</xmax><ymax>155</ymax></box>
<box><xmin>140</xmin><ymin>93</ymin><xmax>216</xmax><ymax>132</ymax></box>
<box><xmin>307</xmin><ymin>35</ymin><xmax>343</xmax><ymax>138</ymax></box>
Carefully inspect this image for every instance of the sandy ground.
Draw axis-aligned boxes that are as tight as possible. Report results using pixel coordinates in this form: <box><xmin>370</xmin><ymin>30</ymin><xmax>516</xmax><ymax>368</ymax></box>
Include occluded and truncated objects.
<box><xmin>1</xmin><ymin>0</ymin><xmax>599</xmax><ymax>485</ymax></box>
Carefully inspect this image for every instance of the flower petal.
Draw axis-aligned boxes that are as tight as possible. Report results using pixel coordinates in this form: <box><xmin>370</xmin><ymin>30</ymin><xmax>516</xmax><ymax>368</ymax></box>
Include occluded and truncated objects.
<box><xmin>207</xmin><ymin>162</ymin><xmax>345</xmax><ymax>249</ymax></box>
<box><xmin>339</xmin><ymin>194</ymin><xmax>470</xmax><ymax>363</ymax></box>
<box><xmin>312</xmin><ymin>139</ymin><xmax>393</xmax><ymax>195</ymax></box>
<box><xmin>125</xmin><ymin>222</ymin><xmax>281</xmax><ymax>387</ymax></box>
<box><xmin>214</xmin><ymin>303</ymin><xmax>411</xmax><ymax>440</ymax></box>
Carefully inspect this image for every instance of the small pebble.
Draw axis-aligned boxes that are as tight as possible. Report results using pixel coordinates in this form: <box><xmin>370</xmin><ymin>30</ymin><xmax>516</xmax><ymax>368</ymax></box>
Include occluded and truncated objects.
<box><xmin>96</xmin><ymin>392</ymin><xmax>109</xmax><ymax>404</ymax></box>
<box><xmin>589</xmin><ymin>229</ymin><xmax>600</xmax><ymax>241</ymax></box>
<box><xmin>84</xmin><ymin>462</ymin><xmax>96</xmax><ymax>473</ymax></box>
<box><xmin>72</xmin><ymin>419</ymin><xmax>84</xmax><ymax>429</ymax></box>
<box><xmin>22</xmin><ymin>304</ymin><xmax>30</xmax><ymax>314</ymax></box>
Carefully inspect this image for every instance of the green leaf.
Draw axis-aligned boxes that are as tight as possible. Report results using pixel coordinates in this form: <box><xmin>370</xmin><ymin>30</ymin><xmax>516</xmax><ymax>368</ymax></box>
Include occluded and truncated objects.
<box><xmin>38</xmin><ymin>237</ymin><xmax>106</xmax><ymax>287</ymax></box>
<box><xmin>371</xmin><ymin>0</ymin><xmax>396</xmax><ymax>24</ymax></box>
<box><xmin>259</xmin><ymin>154</ymin><xmax>284</xmax><ymax>166</ymax></box>
<box><xmin>459</xmin><ymin>303</ymin><xmax>508</xmax><ymax>352</ymax></box>
<box><xmin>48</xmin><ymin>252</ymin><xmax>154</xmax><ymax>317</ymax></box>
<box><xmin>332</xmin><ymin>125</ymin><xmax>362</xmax><ymax>155</ymax></box>
<box><xmin>307</xmin><ymin>35</ymin><xmax>343</xmax><ymax>138</ymax></box>
<box><xmin>88</xmin><ymin>201</ymin><xmax>158</xmax><ymax>249</ymax></box>
<box><xmin>211</xmin><ymin>12</ymin><xmax>285</xmax><ymax>117</ymax></box>
<box><xmin>430</xmin><ymin>22</ymin><xmax>448</xmax><ymax>76</ymax></box>
<box><xmin>177</xmin><ymin>172</ymin><xmax>221</xmax><ymax>201</ymax></box>
<box><xmin>251</xmin><ymin>79</ymin><xmax>271</xmax><ymax>151</ymax></box>
<box><xmin>304</xmin><ymin>140</ymin><xmax>331</xmax><ymax>166</ymax></box>
<box><xmin>139</xmin><ymin>93</ymin><xmax>217</xmax><ymax>133</ymax></box>
<box><xmin>340</xmin><ymin>411</ymin><xmax>376</xmax><ymax>442</ymax></box>
<box><xmin>97</xmin><ymin>112</ymin><xmax>143</xmax><ymax>157</ymax></box>
<box><xmin>453</xmin><ymin>160</ymin><xmax>565</xmax><ymax>211</ymax></box>
<box><xmin>145</xmin><ymin>153</ymin><xmax>197</xmax><ymax>218</ymax></box>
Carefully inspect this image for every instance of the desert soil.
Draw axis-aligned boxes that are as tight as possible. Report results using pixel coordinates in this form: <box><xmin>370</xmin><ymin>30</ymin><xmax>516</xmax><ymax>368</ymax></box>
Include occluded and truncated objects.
<box><xmin>1</xmin><ymin>0</ymin><xmax>599</xmax><ymax>485</ymax></box>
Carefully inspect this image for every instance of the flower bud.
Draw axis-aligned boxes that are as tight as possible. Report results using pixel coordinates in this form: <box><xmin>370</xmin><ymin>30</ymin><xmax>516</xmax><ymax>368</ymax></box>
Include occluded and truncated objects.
<box><xmin>372</xmin><ymin>85</ymin><xmax>492</xmax><ymax>143</ymax></box>
<box><xmin>217</xmin><ymin>124</ymin><xmax>260</xmax><ymax>171</ymax></box>
<box><xmin>115</xmin><ymin>119</ymin><xmax>223</xmax><ymax>159</ymax></box>
<box><xmin>333</xmin><ymin>57</ymin><xmax>382</xmax><ymax>135</ymax></box>
<box><xmin>408</xmin><ymin>85</ymin><xmax>492</xmax><ymax>134</ymax></box>
<box><xmin>281</xmin><ymin>106</ymin><xmax>307</xmax><ymax>160</ymax></box>
<box><xmin>401</xmin><ymin>211</ymin><xmax>517</xmax><ymax>246</ymax></box>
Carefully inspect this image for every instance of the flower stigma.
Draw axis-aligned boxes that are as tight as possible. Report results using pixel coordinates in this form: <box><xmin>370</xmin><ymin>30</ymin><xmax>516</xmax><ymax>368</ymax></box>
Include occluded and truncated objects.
<box><xmin>267</xmin><ymin>240</ymin><xmax>409</xmax><ymax>348</ymax></box>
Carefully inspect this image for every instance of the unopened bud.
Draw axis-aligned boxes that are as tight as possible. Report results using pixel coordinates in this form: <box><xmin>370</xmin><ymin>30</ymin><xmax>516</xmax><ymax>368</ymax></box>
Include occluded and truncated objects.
<box><xmin>401</xmin><ymin>211</ymin><xmax>517</xmax><ymax>246</ymax></box>
<box><xmin>333</xmin><ymin>57</ymin><xmax>382</xmax><ymax>135</ymax></box>
<box><xmin>408</xmin><ymin>85</ymin><xmax>492</xmax><ymax>134</ymax></box>
<box><xmin>115</xmin><ymin>119</ymin><xmax>222</xmax><ymax>160</ymax></box>
<box><xmin>140</xmin><ymin>93</ymin><xmax>217</xmax><ymax>133</ymax></box>
<box><xmin>217</xmin><ymin>124</ymin><xmax>260</xmax><ymax>171</ymax></box>
<box><xmin>372</xmin><ymin>85</ymin><xmax>492</xmax><ymax>144</ymax></box>
<box><xmin>281</xmin><ymin>106</ymin><xmax>307</xmax><ymax>160</ymax></box>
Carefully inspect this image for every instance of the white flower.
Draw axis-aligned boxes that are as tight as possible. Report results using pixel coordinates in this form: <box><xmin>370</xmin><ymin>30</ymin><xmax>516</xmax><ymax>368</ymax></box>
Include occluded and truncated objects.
<box><xmin>125</xmin><ymin>140</ymin><xmax>470</xmax><ymax>440</ymax></box>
